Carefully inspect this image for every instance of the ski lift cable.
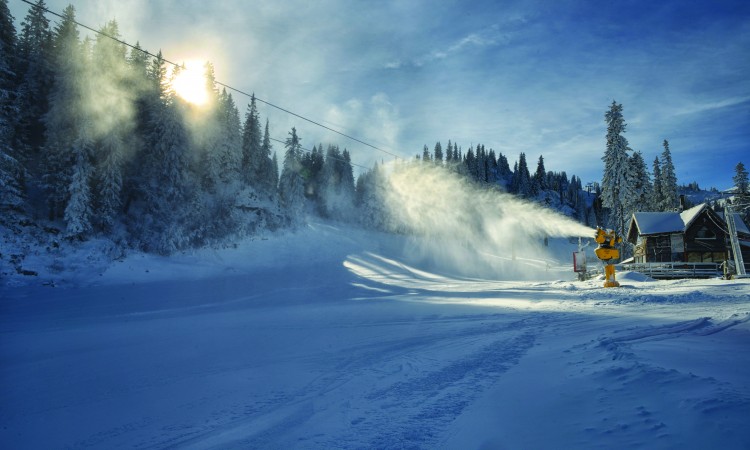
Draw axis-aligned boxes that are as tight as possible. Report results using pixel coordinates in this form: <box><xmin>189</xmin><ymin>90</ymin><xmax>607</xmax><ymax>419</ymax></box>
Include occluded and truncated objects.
<box><xmin>19</xmin><ymin>0</ymin><xmax>403</xmax><ymax>162</ymax></box>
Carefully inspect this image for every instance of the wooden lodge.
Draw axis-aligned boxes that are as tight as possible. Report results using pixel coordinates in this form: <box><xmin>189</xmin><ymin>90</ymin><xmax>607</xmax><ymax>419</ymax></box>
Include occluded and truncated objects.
<box><xmin>625</xmin><ymin>203</ymin><xmax>750</xmax><ymax>278</ymax></box>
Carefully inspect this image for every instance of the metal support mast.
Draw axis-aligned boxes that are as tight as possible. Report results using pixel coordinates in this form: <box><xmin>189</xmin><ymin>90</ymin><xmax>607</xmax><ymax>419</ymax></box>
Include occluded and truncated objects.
<box><xmin>725</xmin><ymin>205</ymin><xmax>747</xmax><ymax>277</ymax></box>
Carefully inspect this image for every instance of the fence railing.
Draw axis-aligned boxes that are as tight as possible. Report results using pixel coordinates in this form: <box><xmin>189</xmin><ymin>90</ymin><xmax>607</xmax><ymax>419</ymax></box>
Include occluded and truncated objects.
<box><xmin>618</xmin><ymin>262</ymin><xmax>721</xmax><ymax>279</ymax></box>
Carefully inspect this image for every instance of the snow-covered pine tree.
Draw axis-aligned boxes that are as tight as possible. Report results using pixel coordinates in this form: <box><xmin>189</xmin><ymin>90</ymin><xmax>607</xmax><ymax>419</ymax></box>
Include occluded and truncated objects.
<box><xmin>43</xmin><ymin>5</ymin><xmax>82</xmax><ymax>220</ymax></box>
<box><xmin>734</xmin><ymin>162</ymin><xmax>749</xmax><ymax>196</ymax></box>
<box><xmin>271</xmin><ymin>149</ymin><xmax>279</xmax><ymax>191</ymax></box>
<box><xmin>601</xmin><ymin>101</ymin><xmax>634</xmax><ymax>236</ymax></box>
<box><xmin>260</xmin><ymin>119</ymin><xmax>277</xmax><ymax>194</ymax></box>
<box><xmin>734</xmin><ymin>162</ymin><xmax>749</xmax><ymax>212</ymax></box>
<box><xmin>336</xmin><ymin>148</ymin><xmax>356</xmax><ymax>220</ymax></box>
<box><xmin>659</xmin><ymin>139</ymin><xmax>677</xmax><ymax>211</ymax></box>
<box><xmin>96</xmin><ymin>131</ymin><xmax>123</xmax><ymax>233</ymax></box>
<box><xmin>356</xmin><ymin>162</ymin><xmax>388</xmax><ymax>230</ymax></box>
<box><xmin>120</xmin><ymin>42</ymin><xmax>151</xmax><ymax>215</ymax></box>
<box><xmin>516</xmin><ymin>152</ymin><xmax>532</xmax><ymax>197</ymax></box>
<box><xmin>14</xmin><ymin>0</ymin><xmax>52</xmax><ymax>158</ymax></box>
<box><xmin>486</xmin><ymin>149</ymin><xmax>498</xmax><ymax>184</ymax></box>
<box><xmin>651</xmin><ymin>156</ymin><xmax>663</xmax><ymax>211</ymax></box>
<box><xmin>0</xmin><ymin>0</ymin><xmax>24</xmax><ymax>221</ymax></box>
<box><xmin>0</xmin><ymin>0</ymin><xmax>17</xmax><ymax>148</ymax></box>
<box><xmin>141</xmin><ymin>88</ymin><xmax>194</xmax><ymax>253</ymax></box>
<box><xmin>464</xmin><ymin>146</ymin><xmax>476</xmax><ymax>181</ymax></box>
<box><xmin>621</xmin><ymin>149</ymin><xmax>651</xmax><ymax>235</ymax></box>
<box><xmin>300</xmin><ymin>145</ymin><xmax>317</xmax><ymax>202</ymax></box>
<box><xmin>195</xmin><ymin>62</ymin><xmax>223</xmax><ymax>192</ymax></box>
<box><xmin>496</xmin><ymin>152</ymin><xmax>512</xmax><ymax>188</ymax></box>
<box><xmin>279</xmin><ymin>127</ymin><xmax>305</xmax><ymax>223</ymax></box>
<box><xmin>64</xmin><ymin>120</ymin><xmax>94</xmax><ymax>239</ymax></box>
<box><xmin>510</xmin><ymin>161</ymin><xmax>519</xmax><ymax>194</ymax></box>
<box><xmin>477</xmin><ymin>145</ymin><xmax>488</xmax><ymax>183</ymax></box>
<box><xmin>124</xmin><ymin>50</ymin><xmax>165</xmax><ymax>215</ymax></box>
<box><xmin>216</xmin><ymin>88</ymin><xmax>241</xmax><ymax>185</ymax></box>
<box><xmin>241</xmin><ymin>94</ymin><xmax>263</xmax><ymax>186</ymax></box>
<box><xmin>319</xmin><ymin>144</ymin><xmax>356</xmax><ymax>220</ymax></box>
<box><xmin>532</xmin><ymin>154</ymin><xmax>547</xmax><ymax>196</ymax></box>
<box><xmin>91</xmin><ymin>20</ymin><xmax>131</xmax><ymax>233</ymax></box>
<box><xmin>310</xmin><ymin>144</ymin><xmax>325</xmax><ymax>197</ymax></box>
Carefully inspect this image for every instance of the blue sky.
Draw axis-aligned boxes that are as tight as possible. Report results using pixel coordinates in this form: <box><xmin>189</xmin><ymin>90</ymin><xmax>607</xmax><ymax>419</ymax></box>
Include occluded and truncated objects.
<box><xmin>10</xmin><ymin>0</ymin><xmax>750</xmax><ymax>189</ymax></box>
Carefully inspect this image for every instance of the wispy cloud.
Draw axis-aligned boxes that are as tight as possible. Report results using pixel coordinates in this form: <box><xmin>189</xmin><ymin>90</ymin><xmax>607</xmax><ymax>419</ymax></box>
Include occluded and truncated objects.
<box><xmin>673</xmin><ymin>96</ymin><xmax>750</xmax><ymax>116</ymax></box>
<box><xmin>386</xmin><ymin>20</ymin><xmax>521</xmax><ymax>69</ymax></box>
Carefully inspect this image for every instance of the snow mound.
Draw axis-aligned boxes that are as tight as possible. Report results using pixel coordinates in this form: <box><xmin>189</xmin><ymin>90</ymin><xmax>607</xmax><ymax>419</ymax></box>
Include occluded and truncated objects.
<box><xmin>617</xmin><ymin>271</ymin><xmax>657</xmax><ymax>283</ymax></box>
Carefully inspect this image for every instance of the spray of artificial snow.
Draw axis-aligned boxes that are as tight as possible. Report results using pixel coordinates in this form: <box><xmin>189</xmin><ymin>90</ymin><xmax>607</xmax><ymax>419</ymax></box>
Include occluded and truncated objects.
<box><xmin>382</xmin><ymin>163</ymin><xmax>595</xmax><ymax>280</ymax></box>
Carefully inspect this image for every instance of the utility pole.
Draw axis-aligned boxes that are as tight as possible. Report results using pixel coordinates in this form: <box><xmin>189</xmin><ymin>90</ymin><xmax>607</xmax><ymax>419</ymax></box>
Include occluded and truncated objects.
<box><xmin>725</xmin><ymin>205</ymin><xmax>747</xmax><ymax>278</ymax></box>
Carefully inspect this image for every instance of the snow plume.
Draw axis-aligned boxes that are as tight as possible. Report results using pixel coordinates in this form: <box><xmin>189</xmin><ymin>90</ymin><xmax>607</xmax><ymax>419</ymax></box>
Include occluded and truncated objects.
<box><xmin>72</xmin><ymin>30</ymin><xmax>143</xmax><ymax>156</ymax></box>
<box><xmin>382</xmin><ymin>163</ymin><xmax>595</xmax><ymax>280</ymax></box>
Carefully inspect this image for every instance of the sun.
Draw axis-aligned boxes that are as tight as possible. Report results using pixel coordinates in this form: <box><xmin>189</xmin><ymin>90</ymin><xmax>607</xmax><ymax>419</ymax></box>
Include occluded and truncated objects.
<box><xmin>172</xmin><ymin>60</ymin><xmax>209</xmax><ymax>106</ymax></box>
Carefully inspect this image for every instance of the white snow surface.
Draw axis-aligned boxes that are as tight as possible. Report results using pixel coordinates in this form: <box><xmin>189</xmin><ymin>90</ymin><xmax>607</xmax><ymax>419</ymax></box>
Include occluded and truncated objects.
<box><xmin>1</xmin><ymin>221</ymin><xmax>749</xmax><ymax>449</ymax></box>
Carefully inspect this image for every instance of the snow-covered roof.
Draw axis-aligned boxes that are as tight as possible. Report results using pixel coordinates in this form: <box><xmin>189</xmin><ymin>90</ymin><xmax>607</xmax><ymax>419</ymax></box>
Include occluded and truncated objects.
<box><xmin>736</xmin><ymin>214</ymin><xmax>750</xmax><ymax>235</ymax></box>
<box><xmin>679</xmin><ymin>204</ymin><xmax>707</xmax><ymax>230</ymax></box>
<box><xmin>630</xmin><ymin>212</ymin><xmax>685</xmax><ymax>235</ymax></box>
<box><xmin>629</xmin><ymin>203</ymin><xmax>750</xmax><ymax>238</ymax></box>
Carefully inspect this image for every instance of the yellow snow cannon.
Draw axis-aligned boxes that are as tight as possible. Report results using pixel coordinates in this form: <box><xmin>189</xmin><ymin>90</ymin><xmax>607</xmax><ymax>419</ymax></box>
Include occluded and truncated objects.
<box><xmin>594</xmin><ymin>227</ymin><xmax>622</xmax><ymax>288</ymax></box>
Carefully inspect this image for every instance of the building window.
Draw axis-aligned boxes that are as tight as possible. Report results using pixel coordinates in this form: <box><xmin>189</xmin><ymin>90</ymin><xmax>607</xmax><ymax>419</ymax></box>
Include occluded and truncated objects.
<box><xmin>696</xmin><ymin>226</ymin><xmax>716</xmax><ymax>240</ymax></box>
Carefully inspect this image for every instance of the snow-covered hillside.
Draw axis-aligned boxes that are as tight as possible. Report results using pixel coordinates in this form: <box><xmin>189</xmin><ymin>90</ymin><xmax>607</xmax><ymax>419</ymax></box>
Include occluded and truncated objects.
<box><xmin>1</xmin><ymin>222</ymin><xmax>749</xmax><ymax>449</ymax></box>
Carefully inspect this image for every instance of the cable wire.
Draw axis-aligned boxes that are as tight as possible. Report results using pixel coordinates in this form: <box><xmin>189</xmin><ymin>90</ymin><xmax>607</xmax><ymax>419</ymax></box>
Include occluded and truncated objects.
<box><xmin>18</xmin><ymin>0</ymin><xmax>402</xmax><ymax>162</ymax></box>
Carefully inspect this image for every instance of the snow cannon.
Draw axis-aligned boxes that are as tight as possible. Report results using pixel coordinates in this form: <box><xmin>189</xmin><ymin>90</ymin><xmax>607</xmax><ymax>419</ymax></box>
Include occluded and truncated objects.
<box><xmin>594</xmin><ymin>227</ymin><xmax>622</xmax><ymax>288</ymax></box>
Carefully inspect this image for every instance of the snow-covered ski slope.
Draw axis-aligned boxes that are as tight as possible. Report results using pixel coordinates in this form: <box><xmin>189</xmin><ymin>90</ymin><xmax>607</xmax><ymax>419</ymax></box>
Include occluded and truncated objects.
<box><xmin>1</xmin><ymin>222</ymin><xmax>749</xmax><ymax>449</ymax></box>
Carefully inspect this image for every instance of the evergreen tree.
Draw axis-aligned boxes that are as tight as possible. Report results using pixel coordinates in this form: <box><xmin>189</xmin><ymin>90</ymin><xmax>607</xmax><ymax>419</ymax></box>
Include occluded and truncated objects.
<box><xmin>464</xmin><ymin>147</ymin><xmax>476</xmax><ymax>181</ymax></box>
<box><xmin>241</xmin><ymin>94</ymin><xmax>265</xmax><ymax>187</ymax></box>
<box><xmin>486</xmin><ymin>149</ymin><xmax>498</xmax><ymax>184</ymax></box>
<box><xmin>195</xmin><ymin>62</ymin><xmax>223</xmax><ymax>191</ymax></box>
<box><xmin>139</xmin><ymin>86</ymin><xmax>194</xmax><ymax>253</ymax></box>
<box><xmin>271</xmin><ymin>150</ymin><xmax>279</xmax><ymax>190</ymax></box>
<box><xmin>601</xmin><ymin>101</ymin><xmax>633</xmax><ymax>236</ymax></box>
<box><xmin>43</xmin><ymin>4</ymin><xmax>82</xmax><ymax>220</ymax></box>
<box><xmin>64</xmin><ymin>120</ymin><xmax>94</xmax><ymax>239</ymax></box>
<box><xmin>319</xmin><ymin>145</ymin><xmax>356</xmax><ymax>220</ymax></box>
<box><xmin>422</xmin><ymin>145</ymin><xmax>430</xmax><ymax>163</ymax></box>
<box><xmin>261</xmin><ymin>119</ymin><xmax>277</xmax><ymax>193</ymax></box>
<box><xmin>301</xmin><ymin>144</ymin><xmax>322</xmax><ymax>202</ymax></box>
<box><xmin>91</xmin><ymin>20</ymin><xmax>130</xmax><ymax>232</ymax></box>
<box><xmin>510</xmin><ymin>161</ymin><xmax>519</xmax><ymax>193</ymax></box>
<box><xmin>433</xmin><ymin>141</ymin><xmax>443</xmax><ymax>164</ymax></box>
<box><xmin>121</xmin><ymin>42</ymin><xmax>152</xmax><ymax>214</ymax></box>
<box><xmin>532</xmin><ymin>154</ymin><xmax>547</xmax><ymax>195</ymax></box>
<box><xmin>0</xmin><ymin>0</ymin><xmax>24</xmax><ymax>220</ymax></box>
<box><xmin>734</xmin><ymin>161</ymin><xmax>749</xmax><ymax>204</ymax></box>
<box><xmin>0</xmin><ymin>0</ymin><xmax>17</xmax><ymax>148</ymax></box>
<box><xmin>279</xmin><ymin>127</ymin><xmax>305</xmax><ymax>222</ymax></box>
<box><xmin>734</xmin><ymin>161</ymin><xmax>749</xmax><ymax>194</ymax></box>
<box><xmin>15</xmin><ymin>0</ymin><xmax>53</xmax><ymax>156</ymax></box>
<box><xmin>216</xmin><ymin>88</ymin><xmax>241</xmax><ymax>184</ymax></box>
<box><xmin>496</xmin><ymin>152</ymin><xmax>512</xmax><ymax>188</ymax></box>
<box><xmin>651</xmin><ymin>156</ymin><xmax>663</xmax><ymax>210</ymax></box>
<box><xmin>625</xmin><ymin>150</ymin><xmax>652</xmax><ymax>220</ymax></box>
<box><xmin>659</xmin><ymin>139</ymin><xmax>677</xmax><ymax>211</ymax></box>
<box><xmin>516</xmin><ymin>152</ymin><xmax>532</xmax><ymax>197</ymax></box>
<box><xmin>356</xmin><ymin>162</ymin><xmax>388</xmax><ymax>230</ymax></box>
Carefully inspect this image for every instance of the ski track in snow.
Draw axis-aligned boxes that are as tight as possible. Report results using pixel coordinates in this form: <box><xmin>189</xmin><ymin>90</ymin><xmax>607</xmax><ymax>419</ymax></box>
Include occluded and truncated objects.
<box><xmin>2</xmin><ymin>224</ymin><xmax>750</xmax><ymax>449</ymax></box>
